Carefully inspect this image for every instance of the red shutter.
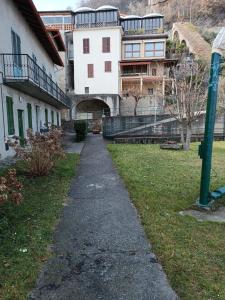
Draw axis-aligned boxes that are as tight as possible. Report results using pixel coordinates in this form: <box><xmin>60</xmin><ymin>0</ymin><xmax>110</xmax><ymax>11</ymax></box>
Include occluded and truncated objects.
<box><xmin>102</xmin><ymin>37</ymin><xmax>110</xmax><ymax>53</ymax></box>
<box><xmin>83</xmin><ymin>38</ymin><xmax>89</xmax><ymax>54</ymax></box>
<box><xmin>88</xmin><ymin>64</ymin><xmax>94</xmax><ymax>78</ymax></box>
<box><xmin>105</xmin><ymin>61</ymin><xmax>112</xmax><ymax>72</ymax></box>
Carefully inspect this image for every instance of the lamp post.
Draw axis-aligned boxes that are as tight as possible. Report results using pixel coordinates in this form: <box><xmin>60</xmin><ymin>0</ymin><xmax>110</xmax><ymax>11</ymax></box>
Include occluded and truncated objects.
<box><xmin>198</xmin><ymin>28</ymin><xmax>225</xmax><ymax>208</ymax></box>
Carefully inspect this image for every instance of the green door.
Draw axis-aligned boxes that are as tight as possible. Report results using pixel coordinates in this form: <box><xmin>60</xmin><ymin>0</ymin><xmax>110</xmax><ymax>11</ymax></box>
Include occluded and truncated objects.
<box><xmin>18</xmin><ymin>110</ymin><xmax>25</xmax><ymax>146</ymax></box>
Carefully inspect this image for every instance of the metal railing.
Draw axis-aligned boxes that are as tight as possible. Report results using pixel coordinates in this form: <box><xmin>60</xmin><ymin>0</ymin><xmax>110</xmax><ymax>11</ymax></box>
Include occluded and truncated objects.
<box><xmin>76</xmin><ymin>21</ymin><xmax>118</xmax><ymax>29</ymax></box>
<box><xmin>1</xmin><ymin>53</ymin><xmax>71</xmax><ymax>108</ymax></box>
<box><xmin>124</xmin><ymin>29</ymin><xmax>164</xmax><ymax>35</ymax></box>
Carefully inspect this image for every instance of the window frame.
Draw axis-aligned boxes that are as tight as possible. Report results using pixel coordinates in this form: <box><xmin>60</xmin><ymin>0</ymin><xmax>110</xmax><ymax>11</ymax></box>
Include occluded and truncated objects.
<box><xmin>145</xmin><ymin>42</ymin><xmax>165</xmax><ymax>58</ymax></box>
<box><xmin>124</xmin><ymin>43</ymin><xmax>141</xmax><ymax>58</ymax></box>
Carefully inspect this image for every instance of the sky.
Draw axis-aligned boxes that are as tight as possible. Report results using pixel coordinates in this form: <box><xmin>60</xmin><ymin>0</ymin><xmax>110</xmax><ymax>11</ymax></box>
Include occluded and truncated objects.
<box><xmin>33</xmin><ymin>0</ymin><xmax>81</xmax><ymax>11</ymax></box>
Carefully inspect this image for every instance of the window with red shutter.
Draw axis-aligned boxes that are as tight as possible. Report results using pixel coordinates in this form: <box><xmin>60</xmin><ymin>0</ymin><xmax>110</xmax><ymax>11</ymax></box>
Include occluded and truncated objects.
<box><xmin>102</xmin><ymin>37</ymin><xmax>110</xmax><ymax>53</ymax></box>
<box><xmin>83</xmin><ymin>38</ymin><xmax>90</xmax><ymax>54</ymax></box>
<box><xmin>105</xmin><ymin>61</ymin><xmax>112</xmax><ymax>72</ymax></box>
<box><xmin>87</xmin><ymin>64</ymin><xmax>94</xmax><ymax>78</ymax></box>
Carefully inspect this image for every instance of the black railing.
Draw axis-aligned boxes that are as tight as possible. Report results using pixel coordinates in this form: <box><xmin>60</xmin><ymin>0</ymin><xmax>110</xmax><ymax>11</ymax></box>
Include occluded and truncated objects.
<box><xmin>1</xmin><ymin>53</ymin><xmax>70</xmax><ymax>108</ymax></box>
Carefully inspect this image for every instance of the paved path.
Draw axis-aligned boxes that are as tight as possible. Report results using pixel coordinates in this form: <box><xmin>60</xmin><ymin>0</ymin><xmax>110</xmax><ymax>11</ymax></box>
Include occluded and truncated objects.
<box><xmin>29</xmin><ymin>135</ymin><xmax>177</xmax><ymax>300</ymax></box>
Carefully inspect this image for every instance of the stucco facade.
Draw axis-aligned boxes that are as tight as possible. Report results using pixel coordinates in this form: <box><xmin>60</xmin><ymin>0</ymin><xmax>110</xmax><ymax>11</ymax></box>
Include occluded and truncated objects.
<box><xmin>0</xmin><ymin>0</ymin><xmax>67</xmax><ymax>160</ymax></box>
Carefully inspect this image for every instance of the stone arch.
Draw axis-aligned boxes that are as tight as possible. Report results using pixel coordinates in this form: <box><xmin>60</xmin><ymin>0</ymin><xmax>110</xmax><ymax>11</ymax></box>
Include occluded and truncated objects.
<box><xmin>76</xmin><ymin>98</ymin><xmax>111</xmax><ymax>119</ymax></box>
<box><xmin>173</xmin><ymin>31</ymin><xmax>180</xmax><ymax>43</ymax></box>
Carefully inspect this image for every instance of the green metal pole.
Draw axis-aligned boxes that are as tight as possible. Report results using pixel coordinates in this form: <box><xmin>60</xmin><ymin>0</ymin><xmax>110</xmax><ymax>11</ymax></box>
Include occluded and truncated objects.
<box><xmin>199</xmin><ymin>52</ymin><xmax>222</xmax><ymax>207</ymax></box>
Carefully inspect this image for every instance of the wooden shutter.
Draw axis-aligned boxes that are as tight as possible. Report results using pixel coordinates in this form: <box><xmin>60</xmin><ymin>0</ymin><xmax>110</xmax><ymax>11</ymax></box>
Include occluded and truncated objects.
<box><xmin>88</xmin><ymin>64</ymin><xmax>94</xmax><ymax>78</ymax></box>
<box><xmin>105</xmin><ymin>61</ymin><xmax>112</xmax><ymax>72</ymax></box>
<box><xmin>102</xmin><ymin>37</ymin><xmax>110</xmax><ymax>53</ymax></box>
<box><xmin>57</xmin><ymin>112</ymin><xmax>60</xmax><ymax>126</ymax></box>
<box><xmin>27</xmin><ymin>103</ymin><xmax>32</xmax><ymax>129</ymax></box>
<box><xmin>83</xmin><ymin>38</ymin><xmax>90</xmax><ymax>54</ymax></box>
<box><xmin>45</xmin><ymin>109</ymin><xmax>48</xmax><ymax>126</ymax></box>
<box><xmin>6</xmin><ymin>96</ymin><xmax>15</xmax><ymax>135</ymax></box>
<box><xmin>51</xmin><ymin>111</ymin><xmax>54</xmax><ymax>124</ymax></box>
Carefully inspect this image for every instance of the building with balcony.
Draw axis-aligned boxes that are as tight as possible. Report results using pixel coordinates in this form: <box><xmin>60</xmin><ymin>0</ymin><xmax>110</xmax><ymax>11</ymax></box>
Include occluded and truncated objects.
<box><xmin>0</xmin><ymin>0</ymin><xmax>70</xmax><ymax>159</ymax></box>
<box><xmin>40</xmin><ymin>6</ymin><xmax>175</xmax><ymax>120</ymax></box>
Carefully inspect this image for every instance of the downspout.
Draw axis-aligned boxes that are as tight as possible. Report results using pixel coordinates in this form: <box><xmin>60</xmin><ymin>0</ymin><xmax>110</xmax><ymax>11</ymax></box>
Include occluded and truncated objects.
<box><xmin>0</xmin><ymin>71</ymin><xmax>7</xmax><ymax>151</ymax></box>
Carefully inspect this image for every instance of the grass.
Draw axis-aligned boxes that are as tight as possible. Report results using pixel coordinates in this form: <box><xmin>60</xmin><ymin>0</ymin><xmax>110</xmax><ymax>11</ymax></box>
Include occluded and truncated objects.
<box><xmin>108</xmin><ymin>142</ymin><xmax>225</xmax><ymax>300</ymax></box>
<box><xmin>0</xmin><ymin>153</ymin><xmax>79</xmax><ymax>300</ymax></box>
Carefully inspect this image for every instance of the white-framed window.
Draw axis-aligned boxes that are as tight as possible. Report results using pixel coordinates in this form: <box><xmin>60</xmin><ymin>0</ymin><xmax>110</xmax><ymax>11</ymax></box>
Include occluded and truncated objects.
<box><xmin>145</xmin><ymin>42</ymin><xmax>164</xmax><ymax>57</ymax></box>
<box><xmin>124</xmin><ymin>43</ymin><xmax>140</xmax><ymax>58</ymax></box>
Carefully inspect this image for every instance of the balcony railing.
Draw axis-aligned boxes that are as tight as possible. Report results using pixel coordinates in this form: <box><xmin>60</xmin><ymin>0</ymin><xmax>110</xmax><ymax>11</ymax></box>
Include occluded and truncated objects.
<box><xmin>1</xmin><ymin>54</ymin><xmax>71</xmax><ymax>108</ymax></box>
<box><xmin>75</xmin><ymin>21</ymin><xmax>118</xmax><ymax>29</ymax></box>
<box><xmin>124</xmin><ymin>29</ymin><xmax>164</xmax><ymax>36</ymax></box>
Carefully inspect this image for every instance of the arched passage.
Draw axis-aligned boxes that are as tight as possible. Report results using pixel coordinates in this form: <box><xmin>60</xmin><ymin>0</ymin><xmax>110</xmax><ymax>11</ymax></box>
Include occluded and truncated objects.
<box><xmin>75</xmin><ymin>99</ymin><xmax>111</xmax><ymax>132</ymax></box>
<box><xmin>76</xmin><ymin>99</ymin><xmax>110</xmax><ymax>115</ymax></box>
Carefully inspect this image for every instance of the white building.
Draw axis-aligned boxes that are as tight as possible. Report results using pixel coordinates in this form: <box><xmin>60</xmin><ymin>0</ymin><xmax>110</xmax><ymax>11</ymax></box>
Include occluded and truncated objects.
<box><xmin>0</xmin><ymin>0</ymin><xmax>70</xmax><ymax>160</ymax></box>
<box><xmin>39</xmin><ymin>6</ymin><xmax>175</xmax><ymax>120</ymax></box>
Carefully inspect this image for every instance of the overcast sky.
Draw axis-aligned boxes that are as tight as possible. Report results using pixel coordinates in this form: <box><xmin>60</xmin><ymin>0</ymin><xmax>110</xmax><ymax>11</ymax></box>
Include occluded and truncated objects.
<box><xmin>33</xmin><ymin>0</ymin><xmax>81</xmax><ymax>11</ymax></box>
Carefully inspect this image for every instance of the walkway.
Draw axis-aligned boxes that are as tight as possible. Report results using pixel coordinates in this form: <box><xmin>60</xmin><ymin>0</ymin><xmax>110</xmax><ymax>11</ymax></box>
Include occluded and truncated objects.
<box><xmin>29</xmin><ymin>135</ymin><xmax>177</xmax><ymax>300</ymax></box>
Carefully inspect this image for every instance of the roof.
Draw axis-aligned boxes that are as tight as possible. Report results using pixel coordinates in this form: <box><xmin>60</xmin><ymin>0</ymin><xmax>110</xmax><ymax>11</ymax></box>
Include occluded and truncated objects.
<box><xmin>74</xmin><ymin>7</ymin><xmax>95</xmax><ymax>13</ymax></box>
<box><xmin>96</xmin><ymin>5</ymin><xmax>118</xmax><ymax>11</ymax></box>
<box><xmin>143</xmin><ymin>13</ymin><xmax>164</xmax><ymax>18</ymax></box>
<box><xmin>39</xmin><ymin>10</ymin><xmax>73</xmax><ymax>15</ymax></box>
<box><xmin>12</xmin><ymin>0</ymin><xmax>64</xmax><ymax>66</ymax></box>
<box><xmin>47</xmin><ymin>29</ymin><xmax>66</xmax><ymax>52</ymax></box>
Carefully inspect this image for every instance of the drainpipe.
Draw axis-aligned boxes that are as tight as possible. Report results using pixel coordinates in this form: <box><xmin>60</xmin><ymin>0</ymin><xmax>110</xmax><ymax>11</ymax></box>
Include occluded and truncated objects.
<box><xmin>0</xmin><ymin>71</ymin><xmax>7</xmax><ymax>150</ymax></box>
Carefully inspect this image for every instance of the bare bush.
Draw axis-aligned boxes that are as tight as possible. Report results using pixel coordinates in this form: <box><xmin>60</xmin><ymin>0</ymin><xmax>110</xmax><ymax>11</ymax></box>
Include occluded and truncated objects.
<box><xmin>14</xmin><ymin>128</ymin><xmax>65</xmax><ymax>177</ymax></box>
<box><xmin>0</xmin><ymin>169</ymin><xmax>23</xmax><ymax>205</ymax></box>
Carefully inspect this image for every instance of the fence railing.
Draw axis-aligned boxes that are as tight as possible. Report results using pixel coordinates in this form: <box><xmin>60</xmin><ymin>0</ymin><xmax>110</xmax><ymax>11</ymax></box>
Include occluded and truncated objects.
<box><xmin>103</xmin><ymin>115</ymin><xmax>225</xmax><ymax>140</ymax></box>
<box><xmin>76</xmin><ymin>21</ymin><xmax>118</xmax><ymax>29</ymax></box>
<box><xmin>1</xmin><ymin>53</ymin><xmax>71</xmax><ymax>108</ymax></box>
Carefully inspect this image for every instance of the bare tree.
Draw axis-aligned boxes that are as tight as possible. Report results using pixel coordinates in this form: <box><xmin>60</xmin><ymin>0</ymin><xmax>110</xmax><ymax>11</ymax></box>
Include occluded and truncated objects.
<box><xmin>166</xmin><ymin>60</ymin><xmax>209</xmax><ymax>150</ymax></box>
<box><xmin>123</xmin><ymin>86</ymin><xmax>148</xmax><ymax>116</ymax></box>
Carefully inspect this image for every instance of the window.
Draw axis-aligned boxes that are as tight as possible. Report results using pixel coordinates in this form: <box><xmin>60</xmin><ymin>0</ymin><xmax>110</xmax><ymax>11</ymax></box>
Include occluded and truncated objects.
<box><xmin>102</xmin><ymin>37</ymin><xmax>110</xmax><ymax>53</ymax></box>
<box><xmin>142</xmin><ymin>18</ymin><xmax>163</xmax><ymax>33</ymax></box>
<box><xmin>145</xmin><ymin>42</ymin><xmax>164</xmax><ymax>57</ymax></box>
<box><xmin>27</xmin><ymin>103</ymin><xmax>32</xmax><ymax>129</ymax></box>
<box><xmin>105</xmin><ymin>61</ymin><xmax>112</xmax><ymax>72</ymax></box>
<box><xmin>148</xmin><ymin>88</ymin><xmax>154</xmax><ymax>95</ymax></box>
<box><xmin>124</xmin><ymin>44</ymin><xmax>140</xmax><ymax>58</ymax></box>
<box><xmin>123</xmin><ymin>19</ymin><xmax>141</xmax><ymax>32</ymax></box>
<box><xmin>51</xmin><ymin>111</ymin><xmax>54</xmax><ymax>124</ymax></box>
<box><xmin>85</xmin><ymin>87</ymin><xmax>89</xmax><ymax>94</ymax></box>
<box><xmin>152</xmin><ymin>68</ymin><xmax>157</xmax><ymax>76</ymax></box>
<box><xmin>11</xmin><ymin>30</ymin><xmax>22</xmax><ymax>67</ymax></box>
<box><xmin>45</xmin><ymin>109</ymin><xmax>48</xmax><ymax>127</ymax></box>
<box><xmin>6</xmin><ymin>96</ymin><xmax>15</xmax><ymax>135</ymax></box>
<box><xmin>96</xmin><ymin>11</ymin><xmax>118</xmax><ymax>23</ymax></box>
<box><xmin>83</xmin><ymin>38</ymin><xmax>90</xmax><ymax>54</ymax></box>
<box><xmin>87</xmin><ymin>64</ymin><xmax>94</xmax><ymax>78</ymax></box>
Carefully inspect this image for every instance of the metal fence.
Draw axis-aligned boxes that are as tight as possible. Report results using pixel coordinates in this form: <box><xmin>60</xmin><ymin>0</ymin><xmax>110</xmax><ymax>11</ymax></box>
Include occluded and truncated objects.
<box><xmin>103</xmin><ymin>114</ymin><xmax>225</xmax><ymax>141</ymax></box>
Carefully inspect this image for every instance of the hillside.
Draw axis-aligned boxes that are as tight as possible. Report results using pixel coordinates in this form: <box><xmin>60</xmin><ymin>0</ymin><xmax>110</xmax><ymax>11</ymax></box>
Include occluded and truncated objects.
<box><xmin>79</xmin><ymin>0</ymin><xmax>225</xmax><ymax>27</ymax></box>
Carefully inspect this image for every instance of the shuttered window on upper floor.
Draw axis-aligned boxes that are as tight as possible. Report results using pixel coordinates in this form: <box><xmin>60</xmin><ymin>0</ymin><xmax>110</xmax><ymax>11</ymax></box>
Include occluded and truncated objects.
<box><xmin>105</xmin><ymin>61</ymin><xmax>112</xmax><ymax>72</ymax></box>
<box><xmin>87</xmin><ymin>64</ymin><xmax>94</xmax><ymax>78</ymax></box>
<box><xmin>102</xmin><ymin>37</ymin><xmax>110</xmax><ymax>53</ymax></box>
<box><xmin>83</xmin><ymin>38</ymin><xmax>90</xmax><ymax>54</ymax></box>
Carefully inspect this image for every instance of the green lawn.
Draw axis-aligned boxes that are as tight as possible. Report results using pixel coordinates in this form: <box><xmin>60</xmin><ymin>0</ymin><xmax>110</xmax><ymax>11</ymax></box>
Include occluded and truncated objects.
<box><xmin>108</xmin><ymin>142</ymin><xmax>225</xmax><ymax>300</ymax></box>
<box><xmin>0</xmin><ymin>154</ymin><xmax>79</xmax><ymax>300</ymax></box>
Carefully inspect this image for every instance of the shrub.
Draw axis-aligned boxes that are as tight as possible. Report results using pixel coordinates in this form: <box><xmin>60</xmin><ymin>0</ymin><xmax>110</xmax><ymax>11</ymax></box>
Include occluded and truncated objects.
<box><xmin>14</xmin><ymin>128</ymin><xmax>65</xmax><ymax>177</ymax></box>
<box><xmin>74</xmin><ymin>120</ymin><xmax>87</xmax><ymax>142</ymax></box>
<box><xmin>0</xmin><ymin>169</ymin><xmax>23</xmax><ymax>205</ymax></box>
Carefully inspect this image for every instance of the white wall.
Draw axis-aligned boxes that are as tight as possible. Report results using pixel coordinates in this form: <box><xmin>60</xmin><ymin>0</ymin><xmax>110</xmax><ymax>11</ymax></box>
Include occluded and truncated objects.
<box><xmin>0</xmin><ymin>85</ymin><xmax>61</xmax><ymax>160</ymax></box>
<box><xmin>0</xmin><ymin>0</ymin><xmax>56</xmax><ymax>79</ymax></box>
<box><xmin>0</xmin><ymin>0</ymin><xmax>63</xmax><ymax>160</ymax></box>
<box><xmin>73</xmin><ymin>27</ymin><xmax>122</xmax><ymax>95</ymax></box>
